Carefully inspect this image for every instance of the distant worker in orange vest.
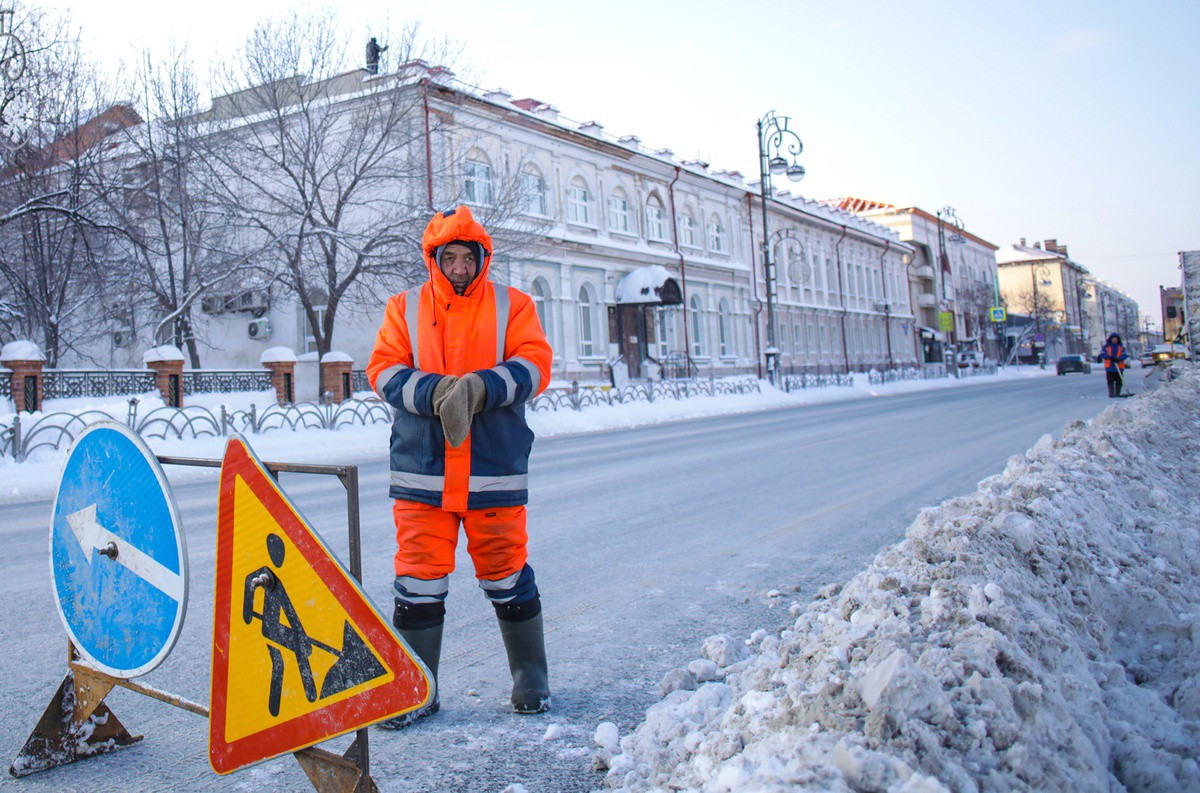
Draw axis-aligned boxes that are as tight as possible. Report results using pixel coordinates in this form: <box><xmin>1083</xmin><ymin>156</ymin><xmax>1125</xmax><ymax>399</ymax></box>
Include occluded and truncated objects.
<box><xmin>367</xmin><ymin>206</ymin><xmax>553</xmax><ymax>726</ymax></box>
<box><xmin>1100</xmin><ymin>333</ymin><xmax>1130</xmax><ymax>398</ymax></box>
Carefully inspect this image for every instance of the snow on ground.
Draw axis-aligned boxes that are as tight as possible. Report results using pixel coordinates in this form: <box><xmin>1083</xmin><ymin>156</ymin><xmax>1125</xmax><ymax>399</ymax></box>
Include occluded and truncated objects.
<box><xmin>595</xmin><ymin>368</ymin><xmax>1200</xmax><ymax>792</ymax></box>
<box><xmin>0</xmin><ymin>366</ymin><xmax>1055</xmax><ymax>506</ymax></box>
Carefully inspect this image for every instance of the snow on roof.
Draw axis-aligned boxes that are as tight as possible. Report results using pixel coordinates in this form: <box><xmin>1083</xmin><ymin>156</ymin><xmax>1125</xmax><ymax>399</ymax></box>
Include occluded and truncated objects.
<box><xmin>320</xmin><ymin>351</ymin><xmax>354</xmax><ymax>364</ymax></box>
<box><xmin>0</xmin><ymin>340</ymin><xmax>44</xmax><ymax>362</ymax></box>
<box><xmin>259</xmin><ymin>346</ymin><xmax>298</xmax><ymax>364</ymax></box>
<box><xmin>598</xmin><ymin>369</ymin><xmax>1200</xmax><ymax>789</ymax></box>
<box><xmin>616</xmin><ymin>265</ymin><xmax>675</xmax><ymax>304</ymax></box>
<box><xmin>142</xmin><ymin>345</ymin><xmax>185</xmax><ymax>363</ymax></box>
<box><xmin>996</xmin><ymin>243</ymin><xmax>1069</xmax><ymax>265</ymax></box>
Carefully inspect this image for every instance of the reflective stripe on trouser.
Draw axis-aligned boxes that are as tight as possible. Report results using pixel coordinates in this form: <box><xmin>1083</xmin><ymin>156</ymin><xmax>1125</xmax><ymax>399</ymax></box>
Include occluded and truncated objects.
<box><xmin>392</xmin><ymin>499</ymin><xmax>528</xmax><ymax>581</ymax></box>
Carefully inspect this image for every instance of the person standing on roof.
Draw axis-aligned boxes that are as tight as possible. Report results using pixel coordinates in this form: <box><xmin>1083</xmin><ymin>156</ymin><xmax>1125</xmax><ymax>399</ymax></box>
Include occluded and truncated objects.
<box><xmin>1100</xmin><ymin>332</ymin><xmax>1130</xmax><ymax>398</ymax></box>
<box><xmin>365</xmin><ymin>37</ymin><xmax>388</xmax><ymax>74</ymax></box>
<box><xmin>367</xmin><ymin>206</ymin><xmax>553</xmax><ymax>726</ymax></box>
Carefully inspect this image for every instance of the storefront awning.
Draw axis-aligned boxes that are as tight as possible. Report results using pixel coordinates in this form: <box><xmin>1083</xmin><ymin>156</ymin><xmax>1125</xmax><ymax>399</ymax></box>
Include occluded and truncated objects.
<box><xmin>615</xmin><ymin>265</ymin><xmax>683</xmax><ymax>305</ymax></box>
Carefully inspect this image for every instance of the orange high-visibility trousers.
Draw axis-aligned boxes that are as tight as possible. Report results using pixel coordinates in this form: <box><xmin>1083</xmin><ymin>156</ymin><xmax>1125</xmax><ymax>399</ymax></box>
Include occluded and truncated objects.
<box><xmin>392</xmin><ymin>499</ymin><xmax>528</xmax><ymax>581</ymax></box>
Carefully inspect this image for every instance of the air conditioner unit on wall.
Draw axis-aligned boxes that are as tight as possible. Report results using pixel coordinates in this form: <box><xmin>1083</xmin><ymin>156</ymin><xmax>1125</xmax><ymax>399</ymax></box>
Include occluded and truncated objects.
<box><xmin>201</xmin><ymin>295</ymin><xmax>222</xmax><ymax>314</ymax></box>
<box><xmin>247</xmin><ymin>318</ymin><xmax>272</xmax><ymax>340</ymax></box>
<box><xmin>112</xmin><ymin>329</ymin><xmax>135</xmax><ymax>347</ymax></box>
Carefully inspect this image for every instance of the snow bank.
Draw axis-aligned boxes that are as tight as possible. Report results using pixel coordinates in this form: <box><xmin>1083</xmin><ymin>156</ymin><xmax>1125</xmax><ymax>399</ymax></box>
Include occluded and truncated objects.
<box><xmin>600</xmin><ymin>368</ymin><xmax>1200</xmax><ymax>791</ymax></box>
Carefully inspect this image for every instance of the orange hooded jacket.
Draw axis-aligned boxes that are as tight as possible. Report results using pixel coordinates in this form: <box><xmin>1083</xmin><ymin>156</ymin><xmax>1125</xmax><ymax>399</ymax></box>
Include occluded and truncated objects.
<box><xmin>367</xmin><ymin>206</ymin><xmax>552</xmax><ymax>512</ymax></box>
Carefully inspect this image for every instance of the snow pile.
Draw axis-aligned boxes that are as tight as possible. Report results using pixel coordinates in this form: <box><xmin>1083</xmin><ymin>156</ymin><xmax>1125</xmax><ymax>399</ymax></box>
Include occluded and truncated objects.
<box><xmin>600</xmin><ymin>368</ymin><xmax>1200</xmax><ymax>791</ymax></box>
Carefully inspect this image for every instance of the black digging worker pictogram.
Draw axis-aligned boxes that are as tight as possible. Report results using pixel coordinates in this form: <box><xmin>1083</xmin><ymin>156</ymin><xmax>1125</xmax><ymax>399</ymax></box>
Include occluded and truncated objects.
<box><xmin>244</xmin><ymin>533</ymin><xmax>389</xmax><ymax>718</ymax></box>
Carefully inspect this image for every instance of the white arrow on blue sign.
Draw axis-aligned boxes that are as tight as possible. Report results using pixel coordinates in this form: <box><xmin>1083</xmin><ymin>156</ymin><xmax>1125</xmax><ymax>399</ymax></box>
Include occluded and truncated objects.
<box><xmin>49</xmin><ymin>421</ymin><xmax>188</xmax><ymax>678</ymax></box>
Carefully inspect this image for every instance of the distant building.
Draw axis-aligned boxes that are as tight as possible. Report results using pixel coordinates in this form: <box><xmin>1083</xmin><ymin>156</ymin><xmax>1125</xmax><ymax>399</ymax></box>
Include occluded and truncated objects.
<box><xmin>833</xmin><ymin>199</ymin><xmax>1000</xmax><ymax>364</ymax></box>
<box><xmin>996</xmin><ymin>239</ymin><xmax>1099</xmax><ymax>361</ymax></box>
<box><xmin>1160</xmin><ymin>285</ymin><xmax>1185</xmax><ymax>344</ymax></box>
<box><xmin>1083</xmin><ymin>279</ymin><xmax>1141</xmax><ymax>357</ymax></box>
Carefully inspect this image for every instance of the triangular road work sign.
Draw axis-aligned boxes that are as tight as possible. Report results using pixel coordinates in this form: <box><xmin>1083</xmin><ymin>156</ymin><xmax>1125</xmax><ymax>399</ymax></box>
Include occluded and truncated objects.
<box><xmin>209</xmin><ymin>436</ymin><xmax>432</xmax><ymax>775</ymax></box>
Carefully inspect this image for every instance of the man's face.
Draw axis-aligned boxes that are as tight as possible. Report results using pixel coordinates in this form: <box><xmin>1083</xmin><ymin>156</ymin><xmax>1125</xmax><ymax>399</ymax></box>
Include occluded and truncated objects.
<box><xmin>438</xmin><ymin>243</ymin><xmax>478</xmax><ymax>295</ymax></box>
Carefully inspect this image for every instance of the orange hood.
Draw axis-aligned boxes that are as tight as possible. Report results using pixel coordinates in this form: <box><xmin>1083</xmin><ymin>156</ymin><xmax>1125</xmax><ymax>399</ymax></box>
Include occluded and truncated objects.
<box><xmin>421</xmin><ymin>206</ymin><xmax>494</xmax><ymax>299</ymax></box>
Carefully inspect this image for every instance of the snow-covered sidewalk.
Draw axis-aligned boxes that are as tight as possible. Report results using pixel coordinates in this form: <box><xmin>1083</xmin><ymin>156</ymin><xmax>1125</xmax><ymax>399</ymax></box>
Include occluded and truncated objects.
<box><xmin>0</xmin><ymin>366</ymin><xmax>1055</xmax><ymax>506</ymax></box>
<box><xmin>594</xmin><ymin>368</ymin><xmax>1200</xmax><ymax>791</ymax></box>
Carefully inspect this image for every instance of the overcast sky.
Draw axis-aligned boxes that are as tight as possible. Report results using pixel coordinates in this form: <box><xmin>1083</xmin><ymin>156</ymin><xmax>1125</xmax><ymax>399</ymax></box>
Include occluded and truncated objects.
<box><xmin>40</xmin><ymin>0</ymin><xmax>1200</xmax><ymax>327</ymax></box>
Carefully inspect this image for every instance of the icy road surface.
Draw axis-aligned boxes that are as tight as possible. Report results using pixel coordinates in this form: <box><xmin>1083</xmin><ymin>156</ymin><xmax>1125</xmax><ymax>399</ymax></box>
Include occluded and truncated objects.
<box><xmin>0</xmin><ymin>372</ymin><xmax>1112</xmax><ymax>791</ymax></box>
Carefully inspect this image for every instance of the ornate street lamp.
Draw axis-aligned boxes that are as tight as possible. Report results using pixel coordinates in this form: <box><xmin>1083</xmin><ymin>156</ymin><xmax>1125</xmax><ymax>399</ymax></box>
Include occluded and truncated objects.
<box><xmin>934</xmin><ymin>206</ymin><xmax>964</xmax><ymax>371</ymax></box>
<box><xmin>757</xmin><ymin>110</ymin><xmax>805</xmax><ymax>383</ymax></box>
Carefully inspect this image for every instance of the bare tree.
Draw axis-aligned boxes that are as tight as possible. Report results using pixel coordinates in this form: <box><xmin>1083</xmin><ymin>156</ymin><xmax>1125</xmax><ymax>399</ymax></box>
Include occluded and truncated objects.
<box><xmin>196</xmin><ymin>11</ymin><xmax>467</xmax><ymax>357</ymax></box>
<box><xmin>93</xmin><ymin>48</ymin><xmax>255</xmax><ymax>368</ymax></box>
<box><xmin>0</xmin><ymin>8</ymin><xmax>124</xmax><ymax>365</ymax></box>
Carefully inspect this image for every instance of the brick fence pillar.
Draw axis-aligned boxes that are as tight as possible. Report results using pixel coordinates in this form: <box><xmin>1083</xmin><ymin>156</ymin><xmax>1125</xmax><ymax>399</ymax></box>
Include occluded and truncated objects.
<box><xmin>260</xmin><ymin>347</ymin><xmax>298</xmax><ymax>405</ymax></box>
<box><xmin>143</xmin><ymin>345</ymin><xmax>186</xmax><ymax>407</ymax></box>
<box><xmin>320</xmin><ymin>352</ymin><xmax>355</xmax><ymax>404</ymax></box>
<box><xmin>1</xmin><ymin>341</ymin><xmax>46</xmax><ymax>413</ymax></box>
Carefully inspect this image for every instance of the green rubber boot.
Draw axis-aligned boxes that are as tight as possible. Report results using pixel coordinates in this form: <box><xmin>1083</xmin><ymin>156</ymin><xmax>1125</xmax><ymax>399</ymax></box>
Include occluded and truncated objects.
<box><xmin>498</xmin><ymin>612</ymin><xmax>551</xmax><ymax>714</ymax></box>
<box><xmin>378</xmin><ymin>623</ymin><xmax>442</xmax><ymax>729</ymax></box>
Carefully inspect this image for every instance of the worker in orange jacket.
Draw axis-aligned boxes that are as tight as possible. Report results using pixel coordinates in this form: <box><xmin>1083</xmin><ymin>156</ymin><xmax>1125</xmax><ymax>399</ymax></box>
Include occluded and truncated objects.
<box><xmin>367</xmin><ymin>206</ymin><xmax>553</xmax><ymax>724</ymax></box>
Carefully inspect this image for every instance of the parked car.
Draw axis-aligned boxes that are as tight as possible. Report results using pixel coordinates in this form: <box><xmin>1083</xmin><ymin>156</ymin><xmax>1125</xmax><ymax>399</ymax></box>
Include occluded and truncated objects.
<box><xmin>1137</xmin><ymin>351</ymin><xmax>1156</xmax><ymax>368</ymax></box>
<box><xmin>1056</xmin><ymin>354</ymin><xmax>1092</xmax><ymax>375</ymax></box>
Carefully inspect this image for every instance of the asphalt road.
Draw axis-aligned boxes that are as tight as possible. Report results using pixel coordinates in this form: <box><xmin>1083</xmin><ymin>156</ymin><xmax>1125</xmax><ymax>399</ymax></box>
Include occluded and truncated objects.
<box><xmin>0</xmin><ymin>369</ymin><xmax>1119</xmax><ymax>792</ymax></box>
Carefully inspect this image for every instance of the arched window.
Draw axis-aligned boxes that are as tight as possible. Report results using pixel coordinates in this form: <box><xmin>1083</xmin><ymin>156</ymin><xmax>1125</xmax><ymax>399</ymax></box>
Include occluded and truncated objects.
<box><xmin>707</xmin><ymin>214</ymin><xmax>726</xmax><ymax>252</ymax></box>
<box><xmin>718</xmin><ymin>298</ymin><xmax>731</xmax><ymax>356</ymax></box>
<box><xmin>680</xmin><ymin>206</ymin><xmax>698</xmax><ymax>247</ymax></box>
<box><xmin>690</xmin><ymin>294</ymin><xmax>704</xmax><ymax>356</ymax></box>
<box><xmin>567</xmin><ymin>176</ymin><xmax>591</xmax><ymax>225</ymax></box>
<box><xmin>577</xmin><ymin>282</ymin><xmax>597</xmax><ymax>356</ymax></box>
<box><xmin>608</xmin><ymin>187</ymin><xmax>631</xmax><ymax>233</ymax></box>
<box><xmin>521</xmin><ymin>166</ymin><xmax>547</xmax><ymax>216</ymax></box>
<box><xmin>463</xmin><ymin>152</ymin><xmax>493</xmax><ymax>205</ymax></box>
<box><xmin>645</xmin><ymin>194</ymin><xmax>666</xmax><ymax>240</ymax></box>
<box><xmin>531</xmin><ymin>276</ymin><xmax>552</xmax><ymax>343</ymax></box>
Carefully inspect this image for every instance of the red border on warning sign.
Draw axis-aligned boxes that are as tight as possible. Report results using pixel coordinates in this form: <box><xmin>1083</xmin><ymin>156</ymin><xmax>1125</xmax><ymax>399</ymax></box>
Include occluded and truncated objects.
<box><xmin>209</xmin><ymin>436</ymin><xmax>431</xmax><ymax>775</ymax></box>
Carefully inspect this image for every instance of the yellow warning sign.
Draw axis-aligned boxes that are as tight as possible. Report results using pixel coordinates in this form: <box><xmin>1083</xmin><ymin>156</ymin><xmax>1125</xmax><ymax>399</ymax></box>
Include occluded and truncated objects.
<box><xmin>209</xmin><ymin>436</ymin><xmax>432</xmax><ymax>774</ymax></box>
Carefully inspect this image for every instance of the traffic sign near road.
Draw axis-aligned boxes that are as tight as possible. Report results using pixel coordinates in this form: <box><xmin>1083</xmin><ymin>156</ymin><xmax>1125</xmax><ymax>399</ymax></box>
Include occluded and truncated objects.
<box><xmin>49</xmin><ymin>421</ymin><xmax>188</xmax><ymax>678</ymax></box>
<box><xmin>990</xmin><ymin>306</ymin><xmax>1007</xmax><ymax>322</ymax></box>
<box><xmin>209</xmin><ymin>436</ymin><xmax>432</xmax><ymax>775</ymax></box>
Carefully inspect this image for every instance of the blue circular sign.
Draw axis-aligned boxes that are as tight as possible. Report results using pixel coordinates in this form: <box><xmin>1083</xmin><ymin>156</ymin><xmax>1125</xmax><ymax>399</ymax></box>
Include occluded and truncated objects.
<box><xmin>49</xmin><ymin>421</ymin><xmax>188</xmax><ymax>678</ymax></box>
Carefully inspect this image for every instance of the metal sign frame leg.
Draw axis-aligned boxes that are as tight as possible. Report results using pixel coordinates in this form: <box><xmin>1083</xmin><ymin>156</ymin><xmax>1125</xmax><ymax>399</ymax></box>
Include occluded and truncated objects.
<box><xmin>8</xmin><ymin>644</ymin><xmax>143</xmax><ymax>778</ymax></box>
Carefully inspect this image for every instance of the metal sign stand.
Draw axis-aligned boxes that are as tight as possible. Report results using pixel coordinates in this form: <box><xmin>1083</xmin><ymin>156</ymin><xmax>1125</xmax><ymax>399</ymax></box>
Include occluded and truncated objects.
<box><xmin>10</xmin><ymin>455</ymin><xmax>377</xmax><ymax>793</ymax></box>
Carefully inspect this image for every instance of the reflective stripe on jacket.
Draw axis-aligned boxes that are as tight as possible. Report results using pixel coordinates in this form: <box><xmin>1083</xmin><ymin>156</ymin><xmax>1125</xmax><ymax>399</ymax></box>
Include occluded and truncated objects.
<box><xmin>366</xmin><ymin>206</ymin><xmax>552</xmax><ymax>511</ymax></box>
<box><xmin>1100</xmin><ymin>343</ymin><xmax>1128</xmax><ymax>372</ymax></box>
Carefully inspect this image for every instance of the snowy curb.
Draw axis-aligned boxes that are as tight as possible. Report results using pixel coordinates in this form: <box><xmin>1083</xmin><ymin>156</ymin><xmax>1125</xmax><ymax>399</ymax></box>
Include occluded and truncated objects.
<box><xmin>598</xmin><ymin>369</ymin><xmax>1200</xmax><ymax>791</ymax></box>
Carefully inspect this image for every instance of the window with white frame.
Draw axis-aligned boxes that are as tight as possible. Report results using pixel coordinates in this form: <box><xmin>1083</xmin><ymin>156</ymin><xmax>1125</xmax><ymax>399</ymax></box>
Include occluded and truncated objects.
<box><xmin>707</xmin><ymin>214</ymin><xmax>726</xmax><ymax>252</ymax></box>
<box><xmin>690</xmin><ymin>295</ymin><xmax>704</xmax><ymax>355</ymax></box>
<box><xmin>300</xmin><ymin>289</ymin><xmax>328</xmax><ymax>355</ymax></box>
<box><xmin>608</xmin><ymin>188</ymin><xmax>631</xmax><ymax>233</ymax></box>
<box><xmin>680</xmin><ymin>207</ymin><xmax>698</xmax><ymax>247</ymax></box>
<box><xmin>577</xmin><ymin>282</ymin><xmax>597</xmax><ymax>356</ymax></box>
<box><xmin>531</xmin><ymin>276</ymin><xmax>552</xmax><ymax>343</ymax></box>
<box><xmin>463</xmin><ymin>156</ymin><xmax>493</xmax><ymax>205</ymax></box>
<box><xmin>645</xmin><ymin>195</ymin><xmax>666</xmax><ymax>240</ymax></box>
<box><xmin>520</xmin><ymin>168</ymin><xmax>547</xmax><ymax>216</ymax></box>
<box><xmin>567</xmin><ymin>177</ymin><xmax>591</xmax><ymax>225</ymax></box>
<box><xmin>718</xmin><ymin>298</ymin><xmax>731</xmax><ymax>356</ymax></box>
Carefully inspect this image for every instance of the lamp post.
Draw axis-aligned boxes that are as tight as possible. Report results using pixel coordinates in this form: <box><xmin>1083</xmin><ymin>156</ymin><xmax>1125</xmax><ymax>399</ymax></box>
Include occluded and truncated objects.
<box><xmin>1031</xmin><ymin>264</ymin><xmax>1050</xmax><ymax>367</ymax></box>
<box><xmin>934</xmin><ymin>206</ymin><xmax>964</xmax><ymax>370</ymax></box>
<box><xmin>757</xmin><ymin>110</ymin><xmax>805</xmax><ymax>383</ymax></box>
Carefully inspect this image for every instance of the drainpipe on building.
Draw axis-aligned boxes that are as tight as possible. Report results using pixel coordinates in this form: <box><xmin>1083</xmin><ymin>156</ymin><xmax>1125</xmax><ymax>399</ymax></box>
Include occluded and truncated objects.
<box><xmin>877</xmin><ymin>238</ymin><xmax>894</xmax><ymax>369</ymax></box>
<box><xmin>745</xmin><ymin>193</ymin><xmax>764</xmax><ymax>379</ymax></box>
<box><xmin>834</xmin><ymin>224</ymin><xmax>851</xmax><ymax>374</ymax></box>
<box><xmin>422</xmin><ymin>76</ymin><xmax>434</xmax><ymax>211</ymax></box>
<box><xmin>667</xmin><ymin>166</ymin><xmax>694</xmax><ymax>378</ymax></box>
